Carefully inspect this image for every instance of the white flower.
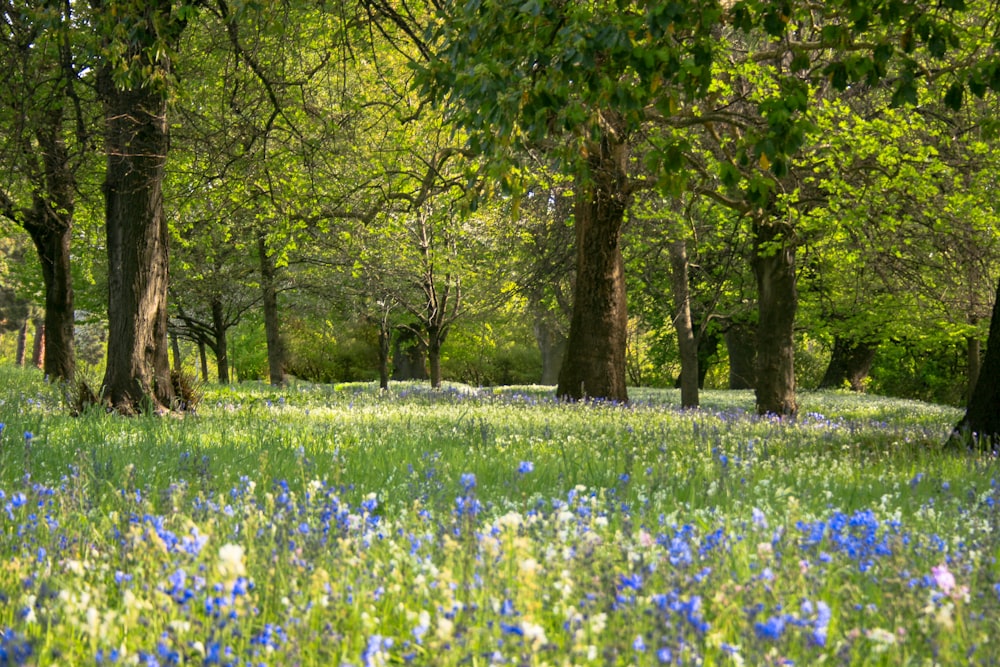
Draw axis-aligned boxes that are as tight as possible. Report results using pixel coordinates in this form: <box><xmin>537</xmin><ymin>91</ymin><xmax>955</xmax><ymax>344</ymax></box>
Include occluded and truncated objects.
<box><xmin>217</xmin><ymin>543</ymin><xmax>246</xmax><ymax>579</ymax></box>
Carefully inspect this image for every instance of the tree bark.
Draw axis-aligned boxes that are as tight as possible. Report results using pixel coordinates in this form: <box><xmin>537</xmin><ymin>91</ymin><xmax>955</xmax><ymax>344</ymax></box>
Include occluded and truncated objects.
<box><xmin>23</xmin><ymin>204</ymin><xmax>76</xmax><ymax>384</ymax></box>
<box><xmin>198</xmin><ymin>340</ymin><xmax>209</xmax><ymax>383</ymax></box>
<box><xmin>257</xmin><ymin>232</ymin><xmax>286</xmax><ymax>387</ymax></box>
<box><xmin>32</xmin><ymin>319</ymin><xmax>45</xmax><ymax>370</ymax></box>
<box><xmin>556</xmin><ymin>129</ymin><xmax>630</xmax><ymax>402</ymax></box>
<box><xmin>752</xmin><ymin>218</ymin><xmax>798</xmax><ymax>416</ymax></box>
<box><xmin>669</xmin><ymin>239</ymin><xmax>699</xmax><ymax>408</ymax></box>
<box><xmin>427</xmin><ymin>326</ymin><xmax>444</xmax><ymax>389</ymax></box>
<box><xmin>171</xmin><ymin>331</ymin><xmax>182</xmax><ymax>373</ymax></box>
<box><xmin>378</xmin><ymin>319</ymin><xmax>391</xmax><ymax>390</ymax></box>
<box><xmin>954</xmin><ymin>277</ymin><xmax>1000</xmax><ymax>446</ymax></box>
<box><xmin>211</xmin><ymin>297</ymin><xmax>230</xmax><ymax>383</ymax></box>
<box><xmin>818</xmin><ymin>336</ymin><xmax>877</xmax><ymax>391</ymax></box>
<box><xmin>534</xmin><ymin>319</ymin><xmax>567</xmax><ymax>386</ymax></box>
<box><xmin>966</xmin><ymin>331</ymin><xmax>981</xmax><ymax>404</ymax></box>
<box><xmin>97</xmin><ymin>17</ymin><xmax>177</xmax><ymax>413</ymax></box>
<box><xmin>16</xmin><ymin>321</ymin><xmax>27</xmax><ymax>367</ymax></box>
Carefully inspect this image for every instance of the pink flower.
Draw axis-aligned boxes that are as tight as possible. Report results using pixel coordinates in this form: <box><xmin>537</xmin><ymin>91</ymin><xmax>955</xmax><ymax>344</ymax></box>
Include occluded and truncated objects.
<box><xmin>932</xmin><ymin>564</ymin><xmax>956</xmax><ymax>594</ymax></box>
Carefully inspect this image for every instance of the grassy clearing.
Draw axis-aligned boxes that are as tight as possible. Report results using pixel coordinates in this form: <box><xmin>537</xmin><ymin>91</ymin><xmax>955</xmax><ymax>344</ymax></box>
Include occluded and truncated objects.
<box><xmin>0</xmin><ymin>365</ymin><xmax>996</xmax><ymax>666</ymax></box>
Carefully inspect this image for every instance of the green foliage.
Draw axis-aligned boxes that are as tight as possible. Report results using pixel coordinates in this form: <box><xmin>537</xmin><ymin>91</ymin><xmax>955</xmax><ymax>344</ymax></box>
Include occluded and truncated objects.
<box><xmin>284</xmin><ymin>316</ymin><xmax>379</xmax><ymax>384</ymax></box>
<box><xmin>441</xmin><ymin>317</ymin><xmax>541</xmax><ymax>386</ymax></box>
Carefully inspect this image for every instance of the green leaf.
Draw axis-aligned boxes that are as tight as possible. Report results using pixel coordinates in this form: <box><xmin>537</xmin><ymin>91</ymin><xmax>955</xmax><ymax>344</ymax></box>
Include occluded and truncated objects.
<box><xmin>943</xmin><ymin>82</ymin><xmax>964</xmax><ymax>111</ymax></box>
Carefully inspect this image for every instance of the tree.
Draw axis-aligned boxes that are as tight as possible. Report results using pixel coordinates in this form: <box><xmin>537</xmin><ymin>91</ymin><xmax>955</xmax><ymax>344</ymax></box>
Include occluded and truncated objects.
<box><xmin>954</xmin><ymin>276</ymin><xmax>1000</xmax><ymax>445</ymax></box>
<box><xmin>0</xmin><ymin>1</ymin><xmax>98</xmax><ymax>384</ymax></box>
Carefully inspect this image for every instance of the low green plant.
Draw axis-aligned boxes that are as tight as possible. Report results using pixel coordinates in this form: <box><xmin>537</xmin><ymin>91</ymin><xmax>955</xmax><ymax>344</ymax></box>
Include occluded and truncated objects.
<box><xmin>1</xmin><ymin>366</ymin><xmax>996</xmax><ymax>666</ymax></box>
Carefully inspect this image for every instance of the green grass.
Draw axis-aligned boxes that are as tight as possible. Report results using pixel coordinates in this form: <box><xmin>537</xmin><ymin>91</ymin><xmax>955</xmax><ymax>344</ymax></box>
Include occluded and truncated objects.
<box><xmin>1</xmin><ymin>365</ymin><xmax>997</xmax><ymax>666</ymax></box>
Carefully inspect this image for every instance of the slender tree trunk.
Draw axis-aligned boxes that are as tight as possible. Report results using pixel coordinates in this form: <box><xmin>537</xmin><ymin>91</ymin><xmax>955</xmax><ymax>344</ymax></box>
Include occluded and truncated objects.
<box><xmin>557</xmin><ymin>130</ymin><xmax>630</xmax><ymax>402</ymax></box>
<box><xmin>257</xmin><ymin>232</ymin><xmax>286</xmax><ymax>387</ymax></box>
<box><xmin>954</xmin><ymin>277</ymin><xmax>1000</xmax><ymax>446</ymax></box>
<box><xmin>211</xmin><ymin>297</ymin><xmax>230</xmax><ymax>383</ymax></box>
<box><xmin>171</xmin><ymin>331</ymin><xmax>182</xmax><ymax>373</ymax></box>
<box><xmin>818</xmin><ymin>336</ymin><xmax>878</xmax><ymax>391</ymax></box>
<box><xmin>16</xmin><ymin>321</ymin><xmax>27</xmax><ymax>367</ymax></box>
<box><xmin>198</xmin><ymin>340</ymin><xmax>209</xmax><ymax>383</ymax></box>
<box><xmin>32</xmin><ymin>319</ymin><xmax>45</xmax><ymax>370</ymax></box>
<box><xmin>378</xmin><ymin>317</ymin><xmax>391</xmax><ymax>391</ymax></box>
<box><xmin>535</xmin><ymin>322</ymin><xmax>567</xmax><ymax>385</ymax></box>
<box><xmin>752</xmin><ymin>218</ymin><xmax>798</xmax><ymax>416</ymax></box>
<box><xmin>97</xmin><ymin>61</ymin><xmax>175</xmax><ymax>413</ymax></box>
<box><xmin>669</xmin><ymin>239</ymin><xmax>699</xmax><ymax>408</ymax></box>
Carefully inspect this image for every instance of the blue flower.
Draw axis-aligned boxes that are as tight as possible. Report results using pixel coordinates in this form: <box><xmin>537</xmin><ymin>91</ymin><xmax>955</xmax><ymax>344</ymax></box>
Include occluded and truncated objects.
<box><xmin>633</xmin><ymin>635</ymin><xmax>646</xmax><ymax>651</ymax></box>
<box><xmin>754</xmin><ymin>614</ymin><xmax>787</xmax><ymax>640</ymax></box>
<box><xmin>460</xmin><ymin>473</ymin><xmax>476</xmax><ymax>491</ymax></box>
<box><xmin>517</xmin><ymin>461</ymin><xmax>534</xmax><ymax>474</ymax></box>
<box><xmin>23</xmin><ymin>432</ymin><xmax>32</xmax><ymax>441</ymax></box>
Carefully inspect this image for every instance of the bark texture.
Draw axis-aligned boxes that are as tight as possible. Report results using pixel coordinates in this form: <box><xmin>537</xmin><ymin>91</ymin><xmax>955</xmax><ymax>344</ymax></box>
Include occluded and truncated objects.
<box><xmin>954</xmin><ymin>277</ymin><xmax>1000</xmax><ymax>446</ymax></box>
<box><xmin>752</xmin><ymin>219</ymin><xmax>797</xmax><ymax>416</ymax></box>
<box><xmin>211</xmin><ymin>297</ymin><xmax>230</xmax><ymax>383</ymax></box>
<box><xmin>669</xmin><ymin>239</ymin><xmax>698</xmax><ymax>408</ymax></box>
<box><xmin>556</xmin><ymin>130</ymin><xmax>630</xmax><ymax>402</ymax></box>
<box><xmin>725</xmin><ymin>321</ymin><xmax>757</xmax><ymax>389</ymax></box>
<box><xmin>258</xmin><ymin>233</ymin><xmax>287</xmax><ymax>387</ymax></box>
<box><xmin>97</xmin><ymin>4</ymin><xmax>180</xmax><ymax>413</ymax></box>
<box><xmin>818</xmin><ymin>336</ymin><xmax>877</xmax><ymax>391</ymax></box>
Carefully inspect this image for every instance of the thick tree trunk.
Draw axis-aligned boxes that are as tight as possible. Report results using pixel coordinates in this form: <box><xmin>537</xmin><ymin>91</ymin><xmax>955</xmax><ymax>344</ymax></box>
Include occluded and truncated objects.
<box><xmin>31</xmin><ymin>319</ymin><xmax>45</xmax><ymax>370</ymax></box>
<box><xmin>16</xmin><ymin>321</ymin><xmax>27</xmax><ymax>367</ymax></box>
<box><xmin>954</xmin><ymin>277</ymin><xmax>1000</xmax><ymax>446</ymax></box>
<box><xmin>257</xmin><ymin>232</ymin><xmax>286</xmax><ymax>387</ymax></box>
<box><xmin>966</xmin><ymin>332</ymin><xmax>981</xmax><ymax>404</ymax></box>
<box><xmin>98</xmin><ymin>68</ymin><xmax>175</xmax><ymax>413</ymax></box>
<box><xmin>725</xmin><ymin>320</ymin><xmax>757</xmax><ymax>389</ymax></box>
<box><xmin>211</xmin><ymin>297</ymin><xmax>230</xmax><ymax>383</ymax></box>
<box><xmin>556</xmin><ymin>131</ymin><xmax>630</xmax><ymax>402</ymax></box>
<box><xmin>753</xmin><ymin>219</ymin><xmax>798</xmax><ymax>416</ymax></box>
<box><xmin>669</xmin><ymin>239</ymin><xmax>699</xmax><ymax>408</ymax></box>
<box><xmin>532</xmin><ymin>310</ymin><xmax>566</xmax><ymax>385</ymax></box>
<box><xmin>818</xmin><ymin>336</ymin><xmax>877</xmax><ymax>391</ymax></box>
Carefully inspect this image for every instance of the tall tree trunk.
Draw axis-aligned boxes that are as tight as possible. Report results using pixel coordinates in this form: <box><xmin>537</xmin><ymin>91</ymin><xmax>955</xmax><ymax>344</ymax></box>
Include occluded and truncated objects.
<box><xmin>556</xmin><ymin>130</ymin><xmax>630</xmax><ymax>402</ymax></box>
<box><xmin>725</xmin><ymin>320</ymin><xmax>756</xmax><ymax>389</ymax></box>
<box><xmin>818</xmin><ymin>336</ymin><xmax>877</xmax><ymax>391</ymax></box>
<box><xmin>669</xmin><ymin>239</ymin><xmax>699</xmax><ymax>408</ymax></box>
<box><xmin>97</xmin><ymin>50</ymin><xmax>175</xmax><ymax>413</ymax></box>
<box><xmin>536</xmin><ymin>322</ymin><xmax>566</xmax><ymax>385</ymax></box>
<box><xmin>211</xmin><ymin>297</ymin><xmax>230</xmax><ymax>383</ymax></box>
<box><xmin>32</xmin><ymin>319</ymin><xmax>45</xmax><ymax>370</ymax></box>
<box><xmin>23</xmin><ymin>207</ymin><xmax>76</xmax><ymax>384</ymax></box>
<box><xmin>753</xmin><ymin>219</ymin><xmax>797</xmax><ymax>416</ymax></box>
<box><xmin>16</xmin><ymin>321</ymin><xmax>27</xmax><ymax>367</ymax></box>
<box><xmin>954</xmin><ymin>277</ymin><xmax>1000</xmax><ymax>446</ymax></box>
<box><xmin>257</xmin><ymin>232</ymin><xmax>286</xmax><ymax>387</ymax></box>
<box><xmin>377</xmin><ymin>312</ymin><xmax>391</xmax><ymax>390</ymax></box>
<box><xmin>198</xmin><ymin>340</ymin><xmax>209</xmax><ymax>383</ymax></box>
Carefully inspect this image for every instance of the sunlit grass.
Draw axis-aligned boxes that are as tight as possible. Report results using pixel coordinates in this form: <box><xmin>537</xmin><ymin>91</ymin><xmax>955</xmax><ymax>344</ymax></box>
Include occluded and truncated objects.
<box><xmin>1</xmin><ymin>365</ymin><xmax>997</xmax><ymax>665</ymax></box>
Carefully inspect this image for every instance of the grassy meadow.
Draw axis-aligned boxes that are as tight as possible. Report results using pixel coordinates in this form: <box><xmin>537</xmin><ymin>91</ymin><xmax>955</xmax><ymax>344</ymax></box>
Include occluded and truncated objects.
<box><xmin>0</xmin><ymin>365</ymin><xmax>997</xmax><ymax>666</ymax></box>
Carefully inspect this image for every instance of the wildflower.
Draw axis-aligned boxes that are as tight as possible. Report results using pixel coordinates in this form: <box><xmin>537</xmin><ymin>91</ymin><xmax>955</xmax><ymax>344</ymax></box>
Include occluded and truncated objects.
<box><xmin>754</xmin><ymin>614</ymin><xmax>786</xmax><ymax>640</ymax></box>
<box><xmin>217</xmin><ymin>543</ymin><xmax>246</xmax><ymax>580</ymax></box>
<box><xmin>931</xmin><ymin>564</ymin><xmax>955</xmax><ymax>594</ymax></box>
<box><xmin>460</xmin><ymin>473</ymin><xmax>476</xmax><ymax>491</ymax></box>
<box><xmin>517</xmin><ymin>461</ymin><xmax>534</xmax><ymax>474</ymax></box>
<box><xmin>633</xmin><ymin>635</ymin><xmax>646</xmax><ymax>652</ymax></box>
<box><xmin>752</xmin><ymin>507</ymin><xmax>768</xmax><ymax>530</ymax></box>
